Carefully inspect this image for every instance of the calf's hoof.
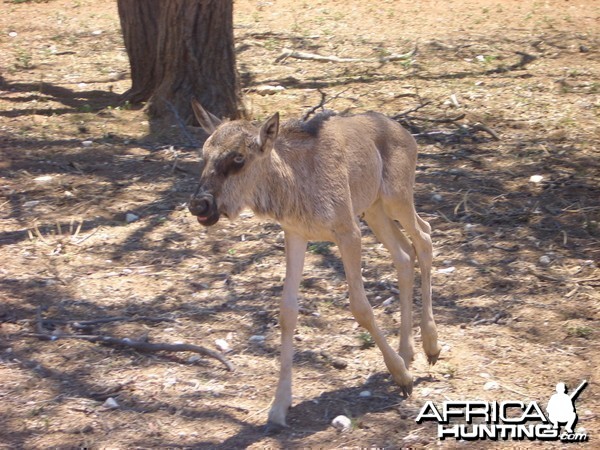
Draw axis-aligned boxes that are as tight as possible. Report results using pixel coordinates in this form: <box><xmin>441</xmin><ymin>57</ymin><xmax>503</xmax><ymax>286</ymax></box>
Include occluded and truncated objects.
<box><xmin>392</xmin><ymin>372</ymin><xmax>413</xmax><ymax>397</ymax></box>
<box><xmin>264</xmin><ymin>420</ymin><xmax>289</xmax><ymax>435</ymax></box>
<box><xmin>426</xmin><ymin>347</ymin><xmax>442</xmax><ymax>366</ymax></box>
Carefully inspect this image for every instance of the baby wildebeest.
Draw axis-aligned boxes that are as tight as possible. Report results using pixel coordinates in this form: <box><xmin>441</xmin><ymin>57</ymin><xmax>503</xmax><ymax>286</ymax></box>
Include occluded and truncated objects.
<box><xmin>188</xmin><ymin>100</ymin><xmax>441</xmax><ymax>428</ymax></box>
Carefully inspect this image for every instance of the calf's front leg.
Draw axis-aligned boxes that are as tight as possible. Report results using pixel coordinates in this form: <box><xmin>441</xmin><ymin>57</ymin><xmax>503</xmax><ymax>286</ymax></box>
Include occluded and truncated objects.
<box><xmin>267</xmin><ymin>231</ymin><xmax>307</xmax><ymax>427</ymax></box>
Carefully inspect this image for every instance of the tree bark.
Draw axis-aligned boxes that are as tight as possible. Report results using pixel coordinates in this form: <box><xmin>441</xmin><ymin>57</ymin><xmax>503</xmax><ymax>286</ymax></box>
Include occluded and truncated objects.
<box><xmin>117</xmin><ymin>0</ymin><xmax>244</xmax><ymax>128</ymax></box>
<box><xmin>117</xmin><ymin>0</ymin><xmax>161</xmax><ymax>104</ymax></box>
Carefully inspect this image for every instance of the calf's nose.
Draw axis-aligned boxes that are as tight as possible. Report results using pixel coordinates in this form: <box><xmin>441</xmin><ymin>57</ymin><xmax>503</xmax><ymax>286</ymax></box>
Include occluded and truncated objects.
<box><xmin>188</xmin><ymin>193</ymin><xmax>214</xmax><ymax>217</ymax></box>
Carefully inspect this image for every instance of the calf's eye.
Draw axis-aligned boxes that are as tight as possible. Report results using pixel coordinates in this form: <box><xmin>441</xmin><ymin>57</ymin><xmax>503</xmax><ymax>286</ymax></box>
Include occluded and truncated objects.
<box><xmin>233</xmin><ymin>154</ymin><xmax>245</xmax><ymax>165</ymax></box>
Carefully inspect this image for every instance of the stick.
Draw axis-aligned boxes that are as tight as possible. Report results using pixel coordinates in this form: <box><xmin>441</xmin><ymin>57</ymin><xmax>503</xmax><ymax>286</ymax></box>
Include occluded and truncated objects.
<box><xmin>302</xmin><ymin>89</ymin><xmax>328</xmax><ymax>121</ymax></box>
<box><xmin>471</xmin><ymin>122</ymin><xmax>500</xmax><ymax>141</ymax></box>
<box><xmin>24</xmin><ymin>332</ymin><xmax>234</xmax><ymax>372</ymax></box>
<box><xmin>301</xmin><ymin>87</ymin><xmax>351</xmax><ymax>121</ymax></box>
<box><xmin>164</xmin><ymin>99</ymin><xmax>198</xmax><ymax>147</ymax></box>
<box><xmin>408</xmin><ymin>113</ymin><xmax>466</xmax><ymax>123</ymax></box>
<box><xmin>36</xmin><ymin>315</ymin><xmax>176</xmax><ymax>327</ymax></box>
<box><xmin>392</xmin><ymin>101</ymin><xmax>433</xmax><ymax>119</ymax></box>
<box><xmin>276</xmin><ymin>45</ymin><xmax>417</xmax><ymax>64</ymax></box>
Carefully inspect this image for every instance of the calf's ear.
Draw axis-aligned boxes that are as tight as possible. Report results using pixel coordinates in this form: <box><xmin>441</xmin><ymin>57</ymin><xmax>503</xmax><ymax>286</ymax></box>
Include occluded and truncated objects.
<box><xmin>257</xmin><ymin>112</ymin><xmax>280</xmax><ymax>154</ymax></box>
<box><xmin>192</xmin><ymin>99</ymin><xmax>222</xmax><ymax>135</ymax></box>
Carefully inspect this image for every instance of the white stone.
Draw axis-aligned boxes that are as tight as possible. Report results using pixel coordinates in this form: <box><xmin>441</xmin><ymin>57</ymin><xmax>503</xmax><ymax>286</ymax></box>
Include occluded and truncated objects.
<box><xmin>102</xmin><ymin>397</ymin><xmax>119</xmax><ymax>409</ymax></box>
<box><xmin>529</xmin><ymin>175</ymin><xmax>544</xmax><ymax>183</ymax></box>
<box><xmin>382</xmin><ymin>297</ymin><xmax>395</xmax><ymax>307</ymax></box>
<box><xmin>331</xmin><ymin>415</ymin><xmax>352</xmax><ymax>431</ymax></box>
<box><xmin>539</xmin><ymin>255</ymin><xmax>551</xmax><ymax>266</ymax></box>
<box><xmin>125</xmin><ymin>213</ymin><xmax>139</xmax><ymax>223</ymax></box>
<box><xmin>248</xmin><ymin>335</ymin><xmax>265</xmax><ymax>344</ymax></box>
<box><xmin>215</xmin><ymin>339</ymin><xmax>230</xmax><ymax>352</ymax></box>
<box><xmin>484</xmin><ymin>381</ymin><xmax>500</xmax><ymax>391</ymax></box>
<box><xmin>81</xmin><ymin>140</ymin><xmax>93</xmax><ymax>147</ymax></box>
<box><xmin>358</xmin><ymin>390</ymin><xmax>372</xmax><ymax>398</ymax></box>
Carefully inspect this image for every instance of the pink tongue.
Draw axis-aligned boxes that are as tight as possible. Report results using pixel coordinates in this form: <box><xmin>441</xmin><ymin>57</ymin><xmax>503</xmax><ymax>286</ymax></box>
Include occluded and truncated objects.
<box><xmin>197</xmin><ymin>216</ymin><xmax>208</xmax><ymax>223</ymax></box>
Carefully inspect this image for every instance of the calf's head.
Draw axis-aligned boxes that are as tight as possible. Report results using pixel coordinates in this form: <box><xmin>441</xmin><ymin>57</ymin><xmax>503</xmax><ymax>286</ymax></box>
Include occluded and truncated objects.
<box><xmin>188</xmin><ymin>100</ymin><xmax>279</xmax><ymax>226</ymax></box>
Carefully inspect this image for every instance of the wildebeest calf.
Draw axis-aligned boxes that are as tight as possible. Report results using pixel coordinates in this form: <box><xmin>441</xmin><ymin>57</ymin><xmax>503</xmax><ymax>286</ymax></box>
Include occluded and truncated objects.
<box><xmin>188</xmin><ymin>101</ymin><xmax>441</xmax><ymax>427</ymax></box>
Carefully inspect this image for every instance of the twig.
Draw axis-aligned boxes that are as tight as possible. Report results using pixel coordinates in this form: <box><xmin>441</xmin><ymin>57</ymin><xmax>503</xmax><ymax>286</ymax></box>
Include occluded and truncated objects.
<box><xmin>408</xmin><ymin>113</ymin><xmax>466</xmax><ymax>123</ymax></box>
<box><xmin>302</xmin><ymin>89</ymin><xmax>328</xmax><ymax>121</ymax></box>
<box><xmin>276</xmin><ymin>45</ymin><xmax>417</xmax><ymax>64</ymax></box>
<box><xmin>471</xmin><ymin>122</ymin><xmax>500</xmax><ymax>141</ymax></box>
<box><xmin>29</xmin><ymin>310</ymin><xmax>233</xmax><ymax>371</ymax></box>
<box><xmin>301</xmin><ymin>88</ymin><xmax>351</xmax><ymax>121</ymax></box>
<box><xmin>164</xmin><ymin>99</ymin><xmax>198</xmax><ymax>147</ymax></box>
<box><xmin>36</xmin><ymin>315</ymin><xmax>176</xmax><ymax>328</ymax></box>
<box><xmin>24</xmin><ymin>332</ymin><xmax>234</xmax><ymax>372</ymax></box>
<box><xmin>73</xmin><ymin>226</ymin><xmax>101</xmax><ymax>245</ymax></box>
<box><xmin>392</xmin><ymin>101</ymin><xmax>433</xmax><ymax>120</ymax></box>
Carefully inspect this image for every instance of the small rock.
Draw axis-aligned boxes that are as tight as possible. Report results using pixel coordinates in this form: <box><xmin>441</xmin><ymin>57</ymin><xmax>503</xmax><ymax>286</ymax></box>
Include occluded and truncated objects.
<box><xmin>187</xmin><ymin>355</ymin><xmax>201</xmax><ymax>363</ymax></box>
<box><xmin>125</xmin><ymin>213</ymin><xmax>139</xmax><ymax>223</ymax></box>
<box><xmin>431</xmin><ymin>193</ymin><xmax>443</xmax><ymax>202</ymax></box>
<box><xmin>331</xmin><ymin>415</ymin><xmax>352</xmax><ymax>431</ymax></box>
<box><xmin>255</xmin><ymin>85</ymin><xmax>285</xmax><ymax>96</ymax></box>
<box><xmin>34</xmin><ymin>175</ymin><xmax>53</xmax><ymax>183</ymax></box>
<box><xmin>102</xmin><ymin>397</ymin><xmax>119</xmax><ymax>409</ymax></box>
<box><xmin>529</xmin><ymin>174</ymin><xmax>544</xmax><ymax>184</ymax></box>
<box><xmin>438</xmin><ymin>266</ymin><xmax>456</xmax><ymax>274</ymax></box>
<box><xmin>579</xmin><ymin>45</ymin><xmax>589</xmax><ymax>53</ymax></box>
<box><xmin>23</xmin><ymin>200</ymin><xmax>42</xmax><ymax>208</ymax></box>
<box><xmin>81</xmin><ymin>140</ymin><xmax>93</xmax><ymax>148</ymax></box>
<box><xmin>215</xmin><ymin>338</ymin><xmax>230</xmax><ymax>352</ymax></box>
<box><xmin>382</xmin><ymin>297</ymin><xmax>395</xmax><ymax>307</ymax></box>
<box><xmin>248</xmin><ymin>335</ymin><xmax>266</xmax><ymax>344</ymax></box>
<box><xmin>92</xmin><ymin>30</ymin><xmax>103</xmax><ymax>35</ymax></box>
<box><xmin>8</xmin><ymin>32</ymin><xmax>18</xmax><ymax>38</ymax></box>
<box><xmin>331</xmin><ymin>358</ymin><xmax>348</xmax><ymax>370</ymax></box>
<box><xmin>358</xmin><ymin>390</ymin><xmax>372</xmax><ymax>398</ymax></box>
<box><xmin>484</xmin><ymin>381</ymin><xmax>500</xmax><ymax>391</ymax></box>
<box><xmin>538</xmin><ymin>255</ymin><xmax>551</xmax><ymax>266</ymax></box>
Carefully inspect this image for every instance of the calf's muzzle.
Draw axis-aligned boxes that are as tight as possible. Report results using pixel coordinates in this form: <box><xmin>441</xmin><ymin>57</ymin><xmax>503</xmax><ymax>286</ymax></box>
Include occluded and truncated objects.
<box><xmin>188</xmin><ymin>190</ymin><xmax>220</xmax><ymax>226</ymax></box>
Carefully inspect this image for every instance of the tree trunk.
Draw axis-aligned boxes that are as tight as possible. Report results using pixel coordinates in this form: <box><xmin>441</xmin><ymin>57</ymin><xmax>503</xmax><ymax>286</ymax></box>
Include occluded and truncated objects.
<box><xmin>117</xmin><ymin>0</ymin><xmax>161</xmax><ymax>104</ymax></box>
<box><xmin>117</xmin><ymin>0</ymin><xmax>244</xmax><ymax>128</ymax></box>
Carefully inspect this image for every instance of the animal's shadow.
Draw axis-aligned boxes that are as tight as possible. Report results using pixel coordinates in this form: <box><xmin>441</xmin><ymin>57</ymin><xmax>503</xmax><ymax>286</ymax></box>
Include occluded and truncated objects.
<box><xmin>165</xmin><ymin>372</ymin><xmax>433</xmax><ymax>449</ymax></box>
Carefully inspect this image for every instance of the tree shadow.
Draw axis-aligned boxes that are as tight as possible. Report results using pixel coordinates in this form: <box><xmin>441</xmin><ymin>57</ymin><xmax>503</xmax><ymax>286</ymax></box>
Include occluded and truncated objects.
<box><xmin>0</xmin><ymin>78</ymin><xmax>127</xmax><ymax>118</ymax></box>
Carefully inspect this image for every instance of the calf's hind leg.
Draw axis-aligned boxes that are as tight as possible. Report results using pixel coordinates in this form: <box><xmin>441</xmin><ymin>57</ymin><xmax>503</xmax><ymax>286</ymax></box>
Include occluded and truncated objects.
<box><xmin>364</xmin><ymin>203</ymin><xmax>416</xmax><ymax>368</ymax></box>
<box><xmin>384</xmin><ymin>199</ymin><xmax>441</xmax><ymax>365</ymax></box>
<box><xmin>334</xmin><ymin>223</ymin><xmax>413</xmax><ymax>395</ymax></box>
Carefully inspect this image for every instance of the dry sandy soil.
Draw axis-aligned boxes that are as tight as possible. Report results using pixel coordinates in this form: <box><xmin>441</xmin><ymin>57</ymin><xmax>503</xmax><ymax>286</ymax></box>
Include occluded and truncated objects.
<box><xmin>0</xmin><ymin>0</ymin><xmax>599</xmax><ymax>448</ymax></box>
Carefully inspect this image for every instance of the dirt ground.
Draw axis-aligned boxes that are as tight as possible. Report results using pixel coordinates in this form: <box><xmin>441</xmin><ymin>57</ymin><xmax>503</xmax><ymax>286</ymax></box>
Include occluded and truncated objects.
<box><xmin>0</xmin><ymin>0</ymin><xmax>599</xmax><ymax>448</ymax></box>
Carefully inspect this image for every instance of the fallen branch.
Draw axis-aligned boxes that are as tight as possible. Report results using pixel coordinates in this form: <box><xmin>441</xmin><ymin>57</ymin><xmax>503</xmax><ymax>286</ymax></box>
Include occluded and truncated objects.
<box><xmin>276</xmin><ymin>45</ymin><xmax>417</xmax><ymax>64</ymax></box>
<box><xmin>35</xmin><ymin>315</ymin><xmax>176</xmax><ymax>329</ymax></box>
<box><xmin>24</xmin><ymin>332</ymin><xmax>234</xmax><ymax>372</ymax></box>
<box><xmin>408</xmin><ymin>113</ymin><xmax>466</xmax><ymax>123</ymax></box>
<box><xmin>471</xmin><ymin>122</ymin><xmax>500</xmax><ymax>141</ymax></box>
<box><xmin>30</xmin><ymin>308</ymin><xmax>233</xmax><ymax>371</ymax></box>
<box><xmin>486</xmin><ymin>51</ymin><xmax>537</xmax><ymax>74</ymax></box>
<box><xmin>392</xmin><ymin>101</ymin><xmax>433</xmax><ymax>120</ymax></box>
<box><xmin>302</xmin><ymin>87</ymin><xmax>351</xmax><ymax>121</ymax></box>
